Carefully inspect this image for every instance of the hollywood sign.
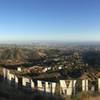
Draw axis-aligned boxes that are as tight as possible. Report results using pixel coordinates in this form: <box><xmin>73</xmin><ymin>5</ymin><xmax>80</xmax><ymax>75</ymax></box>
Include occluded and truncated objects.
<box><xmin>2</xmin><ymin>68</ymin><xmax>100</xmax><ymax>96</ymax></box>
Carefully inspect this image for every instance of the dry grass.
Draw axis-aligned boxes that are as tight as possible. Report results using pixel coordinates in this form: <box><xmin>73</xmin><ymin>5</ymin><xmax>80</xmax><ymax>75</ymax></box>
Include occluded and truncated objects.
<box><xmin>83</xmin><ymin>96</ymin><xmax>100</xmax><ymax>100</ymax></box>
<box><xmin>62</xmin><ymin>91</ymin><xmax>100</xmax><ymax>100</ymax></box>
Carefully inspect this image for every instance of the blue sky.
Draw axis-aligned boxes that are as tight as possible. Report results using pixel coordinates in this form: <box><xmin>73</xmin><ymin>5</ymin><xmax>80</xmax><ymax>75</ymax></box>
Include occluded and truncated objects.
<box><xmin>0</xmin><ymin>0</ymin><xmax>100</xmax><ymax>42</ymax></box>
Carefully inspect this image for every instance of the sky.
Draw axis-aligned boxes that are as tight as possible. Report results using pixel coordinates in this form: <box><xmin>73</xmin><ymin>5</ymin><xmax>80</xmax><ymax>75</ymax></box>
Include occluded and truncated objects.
<box><xmin>0</xmin><ymin>0</ymin><xmax>100</xmax><ymax>42</ymax></box>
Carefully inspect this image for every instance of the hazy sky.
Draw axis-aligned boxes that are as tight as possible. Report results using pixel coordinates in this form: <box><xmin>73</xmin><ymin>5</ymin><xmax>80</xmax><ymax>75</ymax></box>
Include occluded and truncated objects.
<box><xmin>0</xmin><ymin>0</ymin><xmax>100</xmax><ymax>42</ymax></box>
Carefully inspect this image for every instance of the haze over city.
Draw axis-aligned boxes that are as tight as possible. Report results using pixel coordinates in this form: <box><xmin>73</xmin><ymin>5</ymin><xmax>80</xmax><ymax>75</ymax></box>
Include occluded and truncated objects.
<box><xmin>0</xmin><ymin>0</ymin><xmax>100</xmax><ymax>42</ymax></box>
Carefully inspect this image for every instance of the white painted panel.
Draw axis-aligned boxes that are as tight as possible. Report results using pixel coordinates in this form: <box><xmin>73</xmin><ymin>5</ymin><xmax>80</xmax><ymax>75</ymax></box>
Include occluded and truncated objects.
<box><xmin>37</xmin><ymin>80</ymin><xmax>44</xmax><ymax>92</ymax></box>
<box><xmin>31</xmin><ymin>80</ymin><xmax>35</xmax><ymax>89</ymax></box>
<box><xmin>98</xmin><ymin>78</ymin><xmax>100</xmax><ymax>92</ymax></box>
<box><xmin>52</xmin><ymin>82</ymin><xmax>56</xmax><ymax>94</ymax></box>
<box><xmin>45</xmin><ymin>82</ymin><xmax>51</xmax><ymax>93</ymax></box>
<box><xmin>22</xmin><ymin>77</ymin><xmax>30</xmax><ymax>86</ymax></box>
<box><xmin>60</xmin><ymin>80</ymin><xmax>75</xmax><ymax>95</ymax></box>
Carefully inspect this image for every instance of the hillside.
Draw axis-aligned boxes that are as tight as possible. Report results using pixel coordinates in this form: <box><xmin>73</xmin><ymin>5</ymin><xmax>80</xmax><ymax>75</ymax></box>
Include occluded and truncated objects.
<box><xmin>0</xmin><ymin>45</ymin><xmax>100</xmax><ymax>79</ymax></box>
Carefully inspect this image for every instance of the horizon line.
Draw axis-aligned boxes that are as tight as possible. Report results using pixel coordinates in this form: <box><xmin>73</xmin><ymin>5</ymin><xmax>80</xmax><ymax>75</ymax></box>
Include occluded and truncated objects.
<box><xmin>0</xmin><ymin>40</ymin><xmax>100</xmax><ymax>44</ymax></box>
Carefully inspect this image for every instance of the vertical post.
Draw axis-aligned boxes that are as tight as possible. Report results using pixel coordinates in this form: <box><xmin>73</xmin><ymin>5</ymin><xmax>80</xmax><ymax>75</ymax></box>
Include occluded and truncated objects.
<box><xmin>82</xmin><ymin>80</ymin><xmax>88</xmax><ymax>92</ymax></box>
<box><xmin>86</xmin><ymin>80</ymin><xmax>88</xmax><ymax>91</ymax></box>
<box><xmin>72</xmin><ymin>80</ymin><xmax>76</xmax><ymax>99</ymax></box>
<box><xmin>15</xmin><ymin>76</ymin><xmax>18</xmax><ymax>88</ymax></box>
<box><xmin>98</xmin><ymin>78</ymin><xmax>100</xmax><ymax>92</ymax></box>
<box><xmin>82</xmin><ymin>80</ymin><xmax>85</xmax><ymax>91</ymax></box>
<box><xmin>51</xmin><ymin>82</ymin><xmax>56</xmax><ymax>94</ymax></box>
<box><xmin>31</xmin><ymin>79</ymin><xmax>35</xmax><ymax>89</ymax></box>
<box><xmin>3</xmin><ymin>68</ymin><xmax>6</xmax><ymax>79</ymax></box>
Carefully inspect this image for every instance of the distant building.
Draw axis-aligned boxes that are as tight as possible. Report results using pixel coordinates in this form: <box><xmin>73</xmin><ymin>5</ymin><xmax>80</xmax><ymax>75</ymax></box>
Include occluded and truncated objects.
<box><xmin>17</xmin><ymin>67</ymin><xmax>22</xmax><ymax>72</ymax></box>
